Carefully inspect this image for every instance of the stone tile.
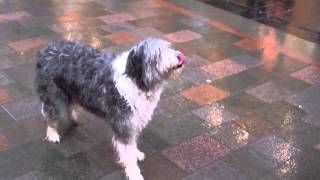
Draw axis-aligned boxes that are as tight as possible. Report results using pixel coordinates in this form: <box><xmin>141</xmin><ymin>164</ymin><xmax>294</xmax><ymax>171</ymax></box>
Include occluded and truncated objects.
<box><xmin>0</xmin><ymin>56</ymin><xmax>14</xmax><ymax>70</ymax></box>
<box><xmin>141</xmin><ymin>153</ymin><xmax>187</xmax><ymax>180</ymax></box>
<box><xmin>0</xmin><ymin>107</ymin><xmax>14</xmax><ymax>128</ymax></box>
<box><xmin>160</xmin><ymin>94</ymin><xmax>198</xmax><ymax>116</ymax></box>
<box><xmin>286</xmin><ymin>86</ymin><xmax>320</xmax><ymax>114</ymax></box>
<box><xmin>0</xmin><ymin>72</ymin><xmax>13</xmax><ymax>86</ymax></box>
<box><xmin>249</xmin><ymin>135</ymin><xmax>301</xmax><ymax>165</ymax></box>
<box><xmin>184</xmin><ymin>54</ymin><xmax>210</xmax><ymax>68</ymax></box>
<box><xmin>0</xmin><ymin>88</ymin><xmax>11</xmax><ymax>105</ymax></box>
<box><xmin>233</xmin><ymin>38</ymin><xmax>261</xmax><ymax>51</ymax></box>
<box><xmin>98</xmin><ymin>13</ymin><xmax>136</xmax><ymax>24</ymax></box>
<box><xmin>2</xmin><ymin>82</ymin><xmax>34</xmax><ymax>101</ymax></box>
<box><xmin>54</xmin><ymin>152</ymin><xmax>107</xmax><ymax>180</ymax></box>
<box><xmin>2</xmin><ymin>96</ymin><xmax>41</xmax><ymax>121</ymax></box>
<box><xmin>152</xmin><ymin>107</ymin><xmax>173</xmax><ymax>122</ymax></box>
<box><xmin>0</xmin><ymin>11</ymin><xmax>32</xmax><ymax>23</ymax></box>
<box><xmin>131</xmin><ymin>14</ymin><xmax>189</xmax><ymax>34</ymax></box>
<box><xmin>139</xmin><ymin>129</ymin><xmax>170</xmax><ymax>155</ymax></box>
<box><xmin>220</xmin><ymin>92</ymin><xmax>270</xmax><ymax>116</ymax></box>
<box><xmin>274</xmin><ymin>121</ymin><xmax>320</xmax><ymax>150</ymax></box>
<box><xmin>51</xmin><ymin>127</ymin><xmax>100</xmax><ymax>157</ymax></box>
<box><xmin>100</xmin><ymin>23</ymin><xmax>137</xmax><ymax>33</ymax></box>
<box><xmin>182</xmin><ymin>69</ymin><xmax>214</xmax><ymax>85</ymax></box>
<box><xmin>201</xmin><ymin>59</ymin><xmax>247</xmax><ymax>80</ymax></box>
<box><xmin>304</xmin><ymin>112</ymin><xmax>320</xmax><ymax>128</ymax></box>
<box><xmin>182</xmin><ymin>160</ymin><xmax>248</xmax><ymax>180</ymax></box>
<box><xmin>56</xmin><ymin>12</ymin><xmax>81</xmax><ymax>23</ymax></box>
<box><xmin>162</xmin><ymin>77</ymin><xmax>194</xmax><ymax>98</ymax></box>
<box><xmin>181</xmin><ymin>84</ymin><xmax>230</xmax><ymax>105</ymax></box>
<box><xmin>291</xmin><ymin>66</ymin><xmax>320</xmax><ymax>85</ymax></box>
<box><xmin>148</xmin><ymin>112</ymin><xmax>206</xmax><ymax>145</ymax></box>
<box><xmin>222</xmin><ymin>147</ymin><xmax>277</xmax><ymax>180</ymax></box>
<box><xmin>98</xmin><ymin>170</ymin><xmax>126</xmax><ymax>180</ymax></box>
<box><xmin>234</xmin><ymin>112</ymin><xmax>274</xmax><ymax>138</ymax></box>
<box><xmin>272</xmin><ymin>75</ymin><xmax>311</xmax><ymax>94</ymax></box>
<box><xmin>162</xmin><ymin>133</ymin><xmax>230</xmax><ymax>172</ymax></box>
<box><xmin>105</xmin><ymin>31</ymin><xmax>136</xmax><ymax>45</ymax></box>
<box><xmin>3</xmin><ymin>64</ymin><xmax>36</xmax><ymax>82</ymax></box>
<box><xmin>213</xmin><ymin>66</ymin><xmax>270</xmax><ymax>94</ymax></box>
<box><xmin>314</xmin><ymin>143</ymin><xmax>320</xmax><ymax>151</ymax></box>
<box><xmin>209</xmin><ymin>123</ymin><xmax>256</xmax><ymax>150</ymax></box>
<box><xmin>273</xmin><ymin>150</ymin><xmax>320</xmax><ymax>180</ymax></box>
<box><xmin>129</xmin><ymin>27</ymin><xmax>165</xmax><ymax>41</ymax></box>
<box><xmin>164</xmin><ymin>30</ymin><xmax>202</xmax><ymax>43</ymax></box>
<box><xmin>246</xmin><ymin>81</ymin><xmax>293</xmax><ymax>103</ymax></box>
<box><xmin>192</xmin><ymin>103</ymin><xmax>238</xmax><ymax>129</ymax></box>
<box><xmin>230</xmin><ymin>54</ymin><xmax>262</xmax><ymax>68</ymax></box>
<box><xmin>13</xmin><ymin>172</ymin><xmax>37</xmax><ymax>180</ymax></box>
<box><xmin>8</xmin><ymin>37</ymin><xmax>47</xmax><ymax>53</ymax></box>
<box><xmin>256</xmin><ymin>101</ymin><xmax>308</xmax><ymax>127</ymax></box>
<box><xmin>84</xmin><ymin>141</ymin><xmax>119</xmax><ymax>173</ymax></box>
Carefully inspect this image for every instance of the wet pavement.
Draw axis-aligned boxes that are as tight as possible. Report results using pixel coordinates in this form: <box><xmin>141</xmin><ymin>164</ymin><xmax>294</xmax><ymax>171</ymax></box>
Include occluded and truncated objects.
<box><xmin>0</xmin><ymin>0</ymin><xmax>320</xmax><ymax>179</ymax></box>
<box><xmin>198</xmin><ymin>0</ymin><xmax>320</xmax><ymax>44</ymax></box>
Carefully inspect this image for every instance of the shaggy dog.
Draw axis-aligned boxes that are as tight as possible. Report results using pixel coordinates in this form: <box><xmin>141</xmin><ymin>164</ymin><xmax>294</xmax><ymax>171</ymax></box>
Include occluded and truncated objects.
<box><xmin>35</xmin><ymin>38</ymin><xmax>185</xmax><ymax>180</ymax></box>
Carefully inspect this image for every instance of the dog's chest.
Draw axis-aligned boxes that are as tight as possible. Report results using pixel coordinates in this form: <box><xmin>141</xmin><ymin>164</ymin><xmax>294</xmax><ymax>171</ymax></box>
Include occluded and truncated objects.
<box><xmin>114</xmin><ymin>76</ymin><xmax>162</xmax><ymax>129</ymax></box>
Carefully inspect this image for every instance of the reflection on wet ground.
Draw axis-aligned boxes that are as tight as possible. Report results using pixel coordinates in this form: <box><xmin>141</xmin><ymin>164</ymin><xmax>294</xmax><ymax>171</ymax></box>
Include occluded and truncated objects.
<box><xmin>0</xmin><ymin>0</ymin><xmax>319</xmax><ymax>179</ymax></box>
<box><xmin>199</xmin><ymin>0</ymin><xmax>320</xmax><ymax>44</ymax></box>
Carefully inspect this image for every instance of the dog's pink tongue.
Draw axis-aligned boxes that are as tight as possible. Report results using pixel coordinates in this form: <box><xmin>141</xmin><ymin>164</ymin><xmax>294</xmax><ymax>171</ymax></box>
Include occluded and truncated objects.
<box><xmin>178</xmin><ymin>53</ymin><xmax>186</xmax><ymax>65</ymax></box>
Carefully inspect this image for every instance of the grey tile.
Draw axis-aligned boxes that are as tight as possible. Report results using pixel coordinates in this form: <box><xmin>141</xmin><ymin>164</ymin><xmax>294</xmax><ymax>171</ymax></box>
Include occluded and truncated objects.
<box><xmin>2</xmin><ymin>96</ymin><xmax>41</xmax><ymax>121</ymax></box>
<box><xmin>209</xmin><ymin>122</ymin><xmax>256</xmax><ymax>150</ymax></box>
<box><xmin>182</xmin><ymin>160</ymin><xmax>248</xmax><ymax>180</ymax></box>
<box><xmin>249</xmin><ymin>135</ymin><xmax>301</xmax><ymax>165</ymax></box>
<box><xmin>148</xmin><ymin>112</ymin><xmax>206</xmax><ymax>145</ymax></box>
<box><xmin>192</xmin><ymin>103</ymin><xmax>238</xmax><ymax>129</ymax></box>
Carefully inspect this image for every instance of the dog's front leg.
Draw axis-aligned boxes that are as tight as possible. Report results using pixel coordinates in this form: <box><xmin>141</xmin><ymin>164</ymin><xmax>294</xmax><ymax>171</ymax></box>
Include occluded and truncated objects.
<box><xmin>113</xmin><ymin>136</ymin><xmax>144</xmax><ymax>180</ymax></box>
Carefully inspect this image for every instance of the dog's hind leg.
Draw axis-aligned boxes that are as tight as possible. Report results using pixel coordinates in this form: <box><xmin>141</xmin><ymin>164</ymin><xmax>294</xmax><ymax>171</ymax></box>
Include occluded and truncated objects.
<box><xmin>40</xmin><ymin>85</ymin><xmax>70</xmax><ymax>143</ymax></box>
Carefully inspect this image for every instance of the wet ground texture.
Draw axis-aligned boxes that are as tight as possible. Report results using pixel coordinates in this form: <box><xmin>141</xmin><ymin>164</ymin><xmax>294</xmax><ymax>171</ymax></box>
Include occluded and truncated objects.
<box><xmin>0</xmin><ymin>0</ymin><xmax>320</xmax><ymax>179</ymax></box>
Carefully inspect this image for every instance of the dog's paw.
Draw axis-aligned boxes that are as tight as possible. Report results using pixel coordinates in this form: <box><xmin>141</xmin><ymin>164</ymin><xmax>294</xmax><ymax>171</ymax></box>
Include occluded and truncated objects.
<box><xmin>46</xmin><ymin>127</ymin><xmax>60</xmax><ymax>143</ymax></box>
<box><xmin>136</xmin><ymin>151</ymin><xmax>145</xmax><ymax>162</ymax></box>
<box><xmin>125</xmin><ymin>168</ymin><xmax>144</xmax><ymax>180</ymax></box>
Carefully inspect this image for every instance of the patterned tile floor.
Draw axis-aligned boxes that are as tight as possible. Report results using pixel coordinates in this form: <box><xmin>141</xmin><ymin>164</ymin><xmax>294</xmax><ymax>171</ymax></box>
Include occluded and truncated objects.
<box><xmin>0</xmin><ymin>0</ymin><xmax>320</xmax><ymax>180</ymax></box>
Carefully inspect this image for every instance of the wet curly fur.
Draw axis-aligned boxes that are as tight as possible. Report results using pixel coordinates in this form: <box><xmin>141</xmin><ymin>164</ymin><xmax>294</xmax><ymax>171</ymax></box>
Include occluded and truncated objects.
<box><xmin>35</xmin><ymin>38</ymin><xmax>185</xmax><ymax>180</ymax></box>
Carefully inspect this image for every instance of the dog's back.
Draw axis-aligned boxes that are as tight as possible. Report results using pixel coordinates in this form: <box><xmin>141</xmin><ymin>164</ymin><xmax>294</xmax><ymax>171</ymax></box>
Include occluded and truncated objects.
<box><xmin>35</xmin><ymin>41</ymin><xmax>128</xmax><ymax>118</ymax></box>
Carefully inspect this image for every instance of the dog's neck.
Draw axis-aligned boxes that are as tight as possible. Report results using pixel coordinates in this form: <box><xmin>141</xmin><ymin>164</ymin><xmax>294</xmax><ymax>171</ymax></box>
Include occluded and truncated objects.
<box><xmin>112</xmin><ymin>51</ymin><xmax>163</xmax><ymax>128</ymax></box>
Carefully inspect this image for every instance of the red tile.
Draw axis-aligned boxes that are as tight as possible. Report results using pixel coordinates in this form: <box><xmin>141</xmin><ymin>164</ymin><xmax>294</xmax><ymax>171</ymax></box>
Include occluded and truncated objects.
<box><xmin>0</xmin><ymin>11</ymin><xmax>31</xmax><ymax>23</ymax></box>
<box><xmin>8</xmin><ymin>37</ymin><xmax>47</xmax><ymax>53</ymax></box>
<box><xmin>57</xmin><ymin>12</ymin><xmax>80</xmax><ymax>22</ymax></box>
<box><xmin>181</xmin><ymin>84</ymin><xmax>229</xmax><ymax>105</ymax></box>
<box><xmin>164</xmin><ymin>30</ymin><xmax>202</xmax><ymax>43</ymax></box>
<box><xmin>291</xmin><ymin>66</ymin><xmax>320</xmax><ymax>85</ymax></box>
<box><xmin>314</xmin><ymin>143</ymin><xmax>320</xmax><ymax>151</ymax></box>
<box><xmin>0</xmin><ymin>89</ymin><xmax>11</xmax><ymax>105</ymax></box>
<box><xmin>105</xmin><ymin>31</ymin><xmax>137</xmax><ymax>45</ymax></box>
<box><xmin>162</xmin><ymin>133</ymin><xmax>230</xmax><ymax>172</ymax></box>
<box><xmin>99</xmin><ymin>13</ymin><xmax>136</xmax><ymax>24</ymax></box>
<box><xmin>0</xmin><ymin>133</ymin><xmax>9</xmax><ymax>152</ymax></box>
<box><xmin>201</xmin><ymin>59</ymin><xmax>247</xmax><ymax>80</ymax></box>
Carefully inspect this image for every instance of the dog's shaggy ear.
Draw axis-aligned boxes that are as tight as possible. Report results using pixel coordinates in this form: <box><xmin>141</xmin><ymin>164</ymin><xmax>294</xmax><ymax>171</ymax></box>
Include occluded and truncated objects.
<box><xmin>125</xmin><ymin>45</ymin><xmax>157</xmax><ymax>91</ymax></box>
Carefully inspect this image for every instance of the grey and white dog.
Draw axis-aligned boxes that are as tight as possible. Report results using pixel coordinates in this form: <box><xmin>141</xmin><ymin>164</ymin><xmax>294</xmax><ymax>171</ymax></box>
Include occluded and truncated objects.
<box><xmin>35</xmin><ymin>38</ymin><xmax>185</xmax><ymax>180</ymax></box>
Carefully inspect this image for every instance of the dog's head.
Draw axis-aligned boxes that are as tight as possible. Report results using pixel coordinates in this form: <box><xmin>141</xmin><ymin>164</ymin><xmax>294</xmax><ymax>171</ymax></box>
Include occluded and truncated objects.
<box><xmin>125</xmin><ymin>38</ymin><xmax>185</xmax><ymax>91</ymax></box>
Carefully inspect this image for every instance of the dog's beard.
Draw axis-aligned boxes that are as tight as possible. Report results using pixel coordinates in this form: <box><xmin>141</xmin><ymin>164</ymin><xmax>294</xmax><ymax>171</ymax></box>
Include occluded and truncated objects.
<box><xmin>169</xmin><ymin>67</ymin><xmax>184</xmax><ymax>79</ymax></box>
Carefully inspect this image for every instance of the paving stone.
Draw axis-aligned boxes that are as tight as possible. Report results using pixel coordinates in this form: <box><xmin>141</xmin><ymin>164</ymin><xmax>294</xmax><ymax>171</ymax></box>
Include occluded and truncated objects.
<box><xmin>192</xmin><ymin>103</ymin><xmax>238</xmax><ymax>129</ymax></box>
<box><xmin>181</xmin><ymin>84</ymin><xmax>230</xmax><ymax>105</ymax></box>
<box><xmin>162</xmin><ymin>133</ymin><xmax>230</xmax><ymax>172</ymax></box>
<box><xmin>182</xmin><ymin>160</ymin><xmax>248</xmax><ymax>180</ymax></box>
